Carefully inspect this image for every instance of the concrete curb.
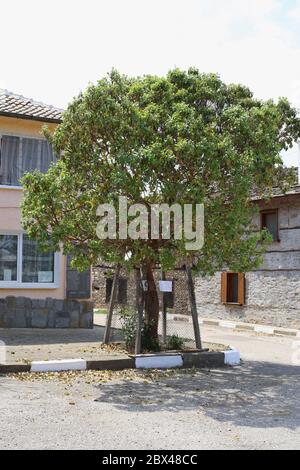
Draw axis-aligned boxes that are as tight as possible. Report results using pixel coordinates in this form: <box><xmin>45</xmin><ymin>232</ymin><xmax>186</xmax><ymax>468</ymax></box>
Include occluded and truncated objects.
<box><xmin>169</xmin><ymin>313</ymin><xmax>300</xmax><ymax>338</ymax></box>
<box><xmin>0</xmin><ymin>347</ymin><xmax>239</xmax><ymax>374</ymax></box>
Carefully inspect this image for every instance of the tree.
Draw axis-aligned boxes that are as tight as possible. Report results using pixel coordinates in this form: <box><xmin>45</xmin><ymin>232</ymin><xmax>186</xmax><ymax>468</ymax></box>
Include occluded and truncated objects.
<box><xmin>21</xmin><ymin>69</ymin><xmax>300</xmax><ymax>340</ymax></box>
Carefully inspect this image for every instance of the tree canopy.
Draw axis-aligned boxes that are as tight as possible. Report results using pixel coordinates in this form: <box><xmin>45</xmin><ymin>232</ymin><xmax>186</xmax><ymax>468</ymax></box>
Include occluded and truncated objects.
<box><xmin>21</xmin><ymin>68</ymin><xmax>300</xmax><ymax>336</ymax></box>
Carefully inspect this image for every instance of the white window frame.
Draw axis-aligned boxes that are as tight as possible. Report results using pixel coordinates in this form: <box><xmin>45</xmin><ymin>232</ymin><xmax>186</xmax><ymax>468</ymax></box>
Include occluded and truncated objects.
<box><xmin>0</xmin><ymin>231</ymin><xmax>60</xmax><ymax>289</ymax></box>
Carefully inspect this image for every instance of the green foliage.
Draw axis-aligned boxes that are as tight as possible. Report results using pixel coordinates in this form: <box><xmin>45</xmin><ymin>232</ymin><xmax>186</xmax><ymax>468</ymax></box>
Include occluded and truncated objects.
<box><xmin>165</xmin><ymin>334</ymin><xmax>185</xmax><ymax>351</ymax></box>
<box><xmin>21</xmin><ymin>68</ymin><xmax>300</xmax><ymax>274</ymax></box>
<box><xmin>141</xmin><ymin>322</ymin><xmax>160</xmax><ymax>352</ymax></box>
<box><xmin>119</xmin><ymin>307</ymin><xmax>137</xmax><ymax>352</ymax></box>
<box><xmin>119</xmin><ymin>307</ymin><xmax>160</xmax><ymax>352</ymax></box>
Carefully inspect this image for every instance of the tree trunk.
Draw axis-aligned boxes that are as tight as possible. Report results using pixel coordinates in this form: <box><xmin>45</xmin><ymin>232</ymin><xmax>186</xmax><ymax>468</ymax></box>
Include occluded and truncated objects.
<box><xmin>135</xmin><ymin>267</ymin><xmax>144</xmax><ymax>355</ymax></box>
<box><xmin>103</xmin><ymin>264</ymin><xmax>120</xmax><ymax>344</ymax></box>
<box><xmin>143</xmin><ymin>261</ymin><xmax>160</xmax><ymax>340</ymax></box>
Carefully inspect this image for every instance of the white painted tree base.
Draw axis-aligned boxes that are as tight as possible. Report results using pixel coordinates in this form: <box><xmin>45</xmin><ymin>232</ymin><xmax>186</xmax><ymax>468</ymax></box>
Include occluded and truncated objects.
<box><xmin>223</xmin><ymin>348</ymin><xmax>240</xmax><ymax>365</ymax></box>
<box><xmin>135</xmin><ymin>354</ymin><xmax>183</xmax><ymax>369</ymax></box>
<box><xmin>31</xmin><ymin>359</ymin><xmax>87</xmax><ymax>372</ymax></box>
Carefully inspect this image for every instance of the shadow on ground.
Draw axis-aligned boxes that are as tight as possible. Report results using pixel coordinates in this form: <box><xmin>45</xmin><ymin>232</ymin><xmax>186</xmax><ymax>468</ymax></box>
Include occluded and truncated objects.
<box><xmin>94</xmin><ymin>360</ymin><xmax>300</xmax><ymax>429</ymax></box>
<box><xmin>0</xmin><ymin>325</ymin><xmax>122</xmax><ymax>346</ymax></box>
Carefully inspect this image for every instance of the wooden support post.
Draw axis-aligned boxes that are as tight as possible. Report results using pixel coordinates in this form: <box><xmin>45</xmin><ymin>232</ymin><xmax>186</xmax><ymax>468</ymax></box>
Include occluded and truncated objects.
<box><xmin>185</xmin><ymin>264</ymin><xmax>202</xmax><ymax>350</ymax></box>
<box><xmin>135</xmin><ymin>268</ymin><xmax>144</xmax><ymax>355</ymax></box>
<box><xmin>161</xmin><ymin>270</ymin><xmax>167</xmax><ymax>343</ymax></box>
<box><xmin>103</xmin><ymin>264</ymin><xmax>120</xmax><ymax>344</ymax></box>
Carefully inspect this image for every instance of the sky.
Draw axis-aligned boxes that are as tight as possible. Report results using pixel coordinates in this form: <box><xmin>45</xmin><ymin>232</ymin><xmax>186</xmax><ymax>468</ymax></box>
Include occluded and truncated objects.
<box><xmin>0</xmin><ymin>0</ymin><xmax>299</xmax><ymax>167</ymax></box>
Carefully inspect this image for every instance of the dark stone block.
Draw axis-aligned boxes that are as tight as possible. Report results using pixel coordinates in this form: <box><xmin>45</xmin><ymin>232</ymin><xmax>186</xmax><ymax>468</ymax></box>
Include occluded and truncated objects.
<box><xmin>47</xmin><ymin>310</ymin><xmax>56</xmax><ymax>328</ymax></box>
<box><xmin>32</xmin><ymin>299</ymin><xmax>46</xmax><ymax>309</ymax></box>
<box><xmin>46</xmin><ymin>297</ymin><xmax>54</xmax><ymax>309</ymax></box>
<box><xmin>70</xmin><ymin>311</ymin><xmax>79</xmax><ymax>328</ymax></box>
<box><xmin>55</xmin><ymin>315</ymin><xmax>70</xmax><ymax>328</ymax></box>
<box><xmin>15</xmin><ymin>296</ymin><xmax>27</xmax><ymax>307</ymax></box>
<box><xmin>25</xmin><ymin>312</ymin><xmax>32</xmax><ymax>328</ymax></box>
<box><xmin>80</xmin><ymin>312</ymin><xmax>93</xmax><ymax>329</ymax></box>
<box><xmin>6</xmin><ymin>297</ymin><xmax>16</xmax><ymax>309</ymax></box>
<box><xmin>4</xmin><ymin>312</ymin><xmax>16</xmax><ymax>328</ymax></box>
<box><xmin>14</xmin><ymin>309</ymin><xmax>27</xmax><ymax>328</ymax></box>
<box><xmin>0</xmin><ymin>301</ymin><xmax>8</xmax><ymax>315</ymax></box>
<box><xmin>55</xmin><ymin>311</ymin><xmax>70</xmax><ymax>328</ymax></box>
<box><xmin>182</xmin><ymin>352</ymin><xmax>225</xmax><ymax>369</ymax></box>
<box><xmin>24</xmin><ymin>298</ymin><xmax>32</xmax><ymax>310</ymax></box>
<box><xmin>87</xmin><ymin>358</ymin><xmax>135</xmax><ymax>371</ymax></box>
<box><xmin>53</xmin><ymin>300</ymin><xmax>64</xmax><ymax>311</ymax></box>
<box><xmin>0</xmin><ymin>364</ymin><xmax>31</xmax><ymax>373</ymax></box>
<box><xmin>32</xmin><ymin>309</ymin><xmax>48</xmax><ymax>328</ymax></box>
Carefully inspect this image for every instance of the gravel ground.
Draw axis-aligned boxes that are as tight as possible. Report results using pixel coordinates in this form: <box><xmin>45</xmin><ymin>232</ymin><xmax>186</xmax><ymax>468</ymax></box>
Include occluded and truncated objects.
<box><xmin>0</xmin><ymin>322</ymin><xmax>226</xmax><ymax>364</ymax></box>
<box><xmin>0</xmin><ymin>324</ymin><xmax>299</xmax><ymax>450</ymax></box>
<box><xmin>0</xmin><ymin>326</ymin><xmax>127</xmax><ymax>363</ymax></box>
<box><xmin>0</xmin><ymin>359</ymin><xmax>299</xmax><ymax>449</ymax></box>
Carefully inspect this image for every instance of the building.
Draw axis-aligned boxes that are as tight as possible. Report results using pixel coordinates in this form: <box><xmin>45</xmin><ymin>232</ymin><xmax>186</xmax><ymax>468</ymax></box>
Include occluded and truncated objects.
<box><xmin>0</xmin><ymin>90</ymin><xmax>92</xmax><ymax>328</ymax></box>
<box><xmin>92</xmin><ymin>266</ymin><xmax>189</xmax><ymax>316</ymax></box>
<box><xmin>195</xmin><ymin>178</ymin><xmax>300</xmax><ymax>329</ymax></box>
<box><xmin>93</xmin><ymin>177</ymin><xmax>300</xmax><ymax>330</ymax></box>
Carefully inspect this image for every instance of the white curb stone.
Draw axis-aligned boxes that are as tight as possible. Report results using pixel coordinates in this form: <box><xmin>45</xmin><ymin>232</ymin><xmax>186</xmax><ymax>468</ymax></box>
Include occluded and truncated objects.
<box><xmin>223</xmin><ymin>348</ymin><xmax>240</xmax><ymax>366</ymax></box>
<box><xmin>135</xmin><ymin>354</ymin><xmax>183</xmax><ymax>369</ymax></box>
<box><xmin>31</xmin><ymin>359</ymin><xmax>87</xmax><ymax>372</ymax></box>
<box><xmin>219</xmin><ymin>320</ymin><xmax>237</xmax><ymax>329</ymax></box>
<box><xmin>254</xmin><ymin>325</ymin><xmax>274</xmax><ymax>335</ymax></box>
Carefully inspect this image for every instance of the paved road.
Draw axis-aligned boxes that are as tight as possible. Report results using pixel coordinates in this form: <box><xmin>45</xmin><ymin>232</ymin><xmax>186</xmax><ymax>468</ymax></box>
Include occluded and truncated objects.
<box><xmin>0</xmin><ymin>324</ymin><xmax>299</xmax><ymax>450</ymax></box>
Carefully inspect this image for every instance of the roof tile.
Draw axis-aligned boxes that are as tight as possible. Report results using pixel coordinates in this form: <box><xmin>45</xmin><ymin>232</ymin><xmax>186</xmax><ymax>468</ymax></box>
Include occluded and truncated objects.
<box><xmin>0</xmin><ymin>89</ymin><xmax>63</xmax><ymax>122</ymax></box>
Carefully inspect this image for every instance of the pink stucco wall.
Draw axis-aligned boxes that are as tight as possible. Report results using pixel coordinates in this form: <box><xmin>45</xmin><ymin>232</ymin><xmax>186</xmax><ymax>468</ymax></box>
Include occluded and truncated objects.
<box><xmin>0</xmin><ymin>187</ymin><xmax>66</xmax><ymax>299</ymax></box>
<box><xmin>0</xmin><ymin>115</ymin><xmax>66</xmax><ymax>300</ymax></box>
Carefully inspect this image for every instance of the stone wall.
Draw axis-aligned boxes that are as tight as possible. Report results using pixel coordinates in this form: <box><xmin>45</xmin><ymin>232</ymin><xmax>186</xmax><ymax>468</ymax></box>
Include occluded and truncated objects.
<box><xmin>0</xmin><ymin>296</ymin><xmax>94</xmax><ymax>328</ymax></box>
<box><xmin>92</xmin><ymin>267</ymin><xmax>190</xmax><ymax>316</ymax></box>
<box><xmin>195</xmin><ymin>271</ymin><xmax>300</xmax><ymax>329</ymax></box>
<box><xmin>92</xmin><ymin>267</ymin><xmax>136</xmax><ymax>309</ymax></box>
<box><xmin>195</xmin><ymin>193</ymin><xmax>300</xmax><ymax>329</ymax></box>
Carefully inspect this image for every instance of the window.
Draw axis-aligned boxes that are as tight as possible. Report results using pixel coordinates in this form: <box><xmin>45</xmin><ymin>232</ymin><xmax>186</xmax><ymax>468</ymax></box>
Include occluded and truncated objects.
<box><xmin>22</xmin><ymin>234</ymin><xmax>54</xmax><ymax>283</ymax></box>
<box><xmin>0</xmin><ymin>233</ymin><xmax>58</xmax><ymax>287</ymax></box>
<box><xmin>118</xmin><ymin>278</ymin><xmax>128</xmax><ymax>304</ymax></box>
<box><xmin>0</xmin><ymin>235</ymin><xmax>18</xmax><ymax>281</ymax></box>
<box><xmin>105</xmin><ymin>277</ymin><xmax>128</xmax><ymax>304</ymax></box>
<box><xmin>163</xmin><ymin>291</ymin><xmax>174</xmax><ymax>308</ymax></box>
<box><xmin>260</xmin><ymin>209</ymin><xmax>279</xmax><ymax>241</ymax></box>
<box><xmin>0</xmin><ymin>135</ymin><xmax>56</xmax><ymax>186</ymax></box>
<box><xmin>221</xmin><ymin>272</ymin><xmax>245</xmax><ymax>305</ymax></box>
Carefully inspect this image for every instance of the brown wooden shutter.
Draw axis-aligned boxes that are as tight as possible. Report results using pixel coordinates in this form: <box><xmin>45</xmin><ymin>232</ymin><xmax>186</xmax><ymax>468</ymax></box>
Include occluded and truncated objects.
<box><xmin>238</xmin><ymin>273</ymin><xmax>245</xmax><ymax>305</ymax></box>
<box><xmin>66</xmin><ymin>255</ymin><xmax>91</xmax><ymax>299</ymax></box>
<box><xmin>221</xmin><ymin>272</ymin><xmax>227</xmax><ymax>304</ymax></box>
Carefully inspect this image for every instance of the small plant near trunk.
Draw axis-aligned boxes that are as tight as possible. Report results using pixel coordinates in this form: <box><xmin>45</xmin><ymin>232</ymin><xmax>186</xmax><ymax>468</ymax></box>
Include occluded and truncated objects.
<box><xmin>165</xmin><ymin>334</ymin><xmax>185</xmax><ymax>351</ymax></box>
<box><xmin>119</xmin><ymin>307</ymin><xmax>160</xmax><ymax>353</ymax></box>
<box><xmin>119</xmin><ymin>307</ymin><xmax>137</xmax><ymax>352</ymax></box>
<box><xmin>141</xmin><ymin>322</ymin><xmax>160</xmax><ymax>352</ymax></box>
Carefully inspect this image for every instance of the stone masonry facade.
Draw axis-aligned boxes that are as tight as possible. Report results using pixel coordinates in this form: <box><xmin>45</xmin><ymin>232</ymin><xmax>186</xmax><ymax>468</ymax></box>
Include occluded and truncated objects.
<box><xmin>195</xmin><ymin>190</ymin><xmax>300</xmax><ymax>329</ymax></box>
<box><xmin>195</xmin><ymin>271</ymin><xmax>300</xmax><ymax>329</ymax></box>
<box><xmin>0</xmin><ymin>297</ymin><xmax>94</xmax><ymax>328</ymax></box>
<box><xmin>92</xmin><ymin>267</ymin><xmax>190</xmax><ymax>316</ymax></box>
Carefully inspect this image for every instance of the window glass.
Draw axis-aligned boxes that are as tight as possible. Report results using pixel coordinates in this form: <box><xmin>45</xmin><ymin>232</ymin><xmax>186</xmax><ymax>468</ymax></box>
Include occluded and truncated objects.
<box><xmin>22</xmin><ymin>234</ymin><xmax>54</xmax><ymax>283</ymax></box>
<box><xmin>105</xmin><ymin>278</ymin><xmax>113</xmax><ymax>302</ymax></box>
<box><xmin>0</xmin><ymin>235</ymin><xmax>18</xmax><ymax>281</ymax></box>
<box><xmin>105</xmin><ymin>277</ymin><xmax>128</xmax><ymax>304</ymax></box>
<box><xmin>118</xmin><ymin>278</ymin><xmax>128</xmax><ymax>304</ymax></box>
<box><xmin>227</xmin><ymin>273</ymin><xmax>239</xmax><ymax>303</ymax></box>
<box><xmin>262</xmin><ymin>211</ymin><xmax>278</xmax><ymax>240</ymax></box>
<box><xmin>0</xmin><ymin>136</ymin><xmax>56</xmax><ymax>186</ymax></box>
